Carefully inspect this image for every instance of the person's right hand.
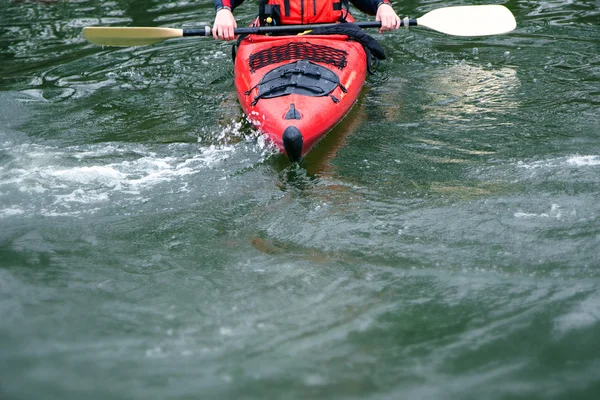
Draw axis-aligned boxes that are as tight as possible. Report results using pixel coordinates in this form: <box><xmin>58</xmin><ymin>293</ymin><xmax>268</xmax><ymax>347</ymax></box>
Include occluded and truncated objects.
<box><xmin>376</xmin><ymin>3</ymin><xmax>401</xmax><ymax>33</ymax></box>
<box><xmin>213</xmin><ymin>8</ymin><xmax>237</xmax><ymax>40</ymax></box>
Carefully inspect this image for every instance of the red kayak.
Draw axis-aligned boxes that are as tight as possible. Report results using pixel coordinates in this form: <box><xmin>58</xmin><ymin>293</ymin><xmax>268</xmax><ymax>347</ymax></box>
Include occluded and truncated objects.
<box><xmin>233</xmin><ymin>20</ymin><xmax>369</xmax><ymax>162</ymax></box>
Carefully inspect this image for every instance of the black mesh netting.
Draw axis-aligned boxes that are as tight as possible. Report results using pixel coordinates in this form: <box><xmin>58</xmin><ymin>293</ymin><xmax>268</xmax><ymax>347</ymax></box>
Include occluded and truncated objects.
<box><xmin>249</xmin><ymin>42</ymin><xmax>347</xmax><ymax>72</ymax></box>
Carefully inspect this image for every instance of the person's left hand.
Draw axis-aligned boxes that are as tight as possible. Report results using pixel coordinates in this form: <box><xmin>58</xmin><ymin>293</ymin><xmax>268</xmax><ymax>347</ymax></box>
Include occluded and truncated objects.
<box><xmin>376</xmin><ymin>3</ymin><xmax>401</xmax><ymax>33</ymax></box>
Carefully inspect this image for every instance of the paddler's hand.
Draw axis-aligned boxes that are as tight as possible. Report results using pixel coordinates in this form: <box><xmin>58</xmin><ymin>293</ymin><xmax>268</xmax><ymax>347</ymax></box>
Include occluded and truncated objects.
<box><xmin>213</xmin><ymin>8</ymin><xmax>237</xmax><ymax>40</ymax></box>
<box><xmin>376</xmin><ymin>3</ymin><xmax>401</xmax><ymax>33</ymax></box>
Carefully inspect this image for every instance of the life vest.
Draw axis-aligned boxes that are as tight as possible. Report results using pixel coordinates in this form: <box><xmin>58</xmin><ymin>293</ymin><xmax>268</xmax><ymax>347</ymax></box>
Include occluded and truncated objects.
<box><xmin>259</xmin><ymin>0</ymin><xmax>349</xmax><ymax>25</ymax></box>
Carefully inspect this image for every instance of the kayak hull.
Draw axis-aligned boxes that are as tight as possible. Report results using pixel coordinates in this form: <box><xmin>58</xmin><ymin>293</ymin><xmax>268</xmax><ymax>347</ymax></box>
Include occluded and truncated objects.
<box><xmin>234</xmin><ymin>31</ymin><xmax>367</xmax><ymax>161</ymax></box>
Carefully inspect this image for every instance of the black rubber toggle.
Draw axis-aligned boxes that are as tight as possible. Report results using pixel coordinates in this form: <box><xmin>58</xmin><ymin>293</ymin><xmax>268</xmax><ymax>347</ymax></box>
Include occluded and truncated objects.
<box><xmin>282</xmin><ymin>126</ymin><xmax>303</xmax><ymax>163</ymax></box>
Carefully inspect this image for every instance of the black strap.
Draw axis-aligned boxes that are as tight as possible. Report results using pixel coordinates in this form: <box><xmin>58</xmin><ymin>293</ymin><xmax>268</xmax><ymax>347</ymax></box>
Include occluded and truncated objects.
<box><xmin>340</xmin><ymin>0</ymin><xmax>350</xmax><ymax>21</ymax></box>
<box><xmin>309</xmin><ymin>23</ymin><xmax>385</xmax><ymax>60</ymax></box>
<box><xmin>247</xmin><ymin>60</ymin><xmax>346</xmax><ymax>105</ymax></box>
<box><xmin>284</xmin><ymin>0</ymin><xmax>290</xmax><ymax>16</ymax></box>
<box><xmin>309</xmin><ymin>22</ymin><xmax>386</xmax><ymax>74</ymax></box>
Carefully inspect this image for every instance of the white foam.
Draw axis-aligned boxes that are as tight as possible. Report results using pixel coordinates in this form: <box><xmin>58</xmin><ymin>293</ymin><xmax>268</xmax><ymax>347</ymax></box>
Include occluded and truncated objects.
<box><xmin>51</xmin><ymin>165</ymin><xmax>126</xmax><ymax>187</ymax></box>
<box><xmin>517</xmin><ymin>155</ymin><xmax>600</xmax><ymax>170</ymax></box>
<box><xmin>0</xmin><ymin>141</ymin><xmax>238</xmax><ymax>218</ymax></box>
<box><xmin>514</xmin><ymin>212</ymin><xmax>546</xmax><ymax>219</ymax></box>
<box><xmin>0</xmin><ymin>207</ymin><xmax>25</xmax><ymax>218</ymax></box>
<box><xmin>566</xmin><ymin>155</ymin><xmax>600</xmax><ymax>166</ymax></box>
<box><xmin>514</xmin><ymin>204</ymin><xmax>568</xmax><ymax>220</ymax></box>
<box><xmin>53</xmin><ymin>188</ymin><xmax>111</xmax><ymax>204</ymax></box>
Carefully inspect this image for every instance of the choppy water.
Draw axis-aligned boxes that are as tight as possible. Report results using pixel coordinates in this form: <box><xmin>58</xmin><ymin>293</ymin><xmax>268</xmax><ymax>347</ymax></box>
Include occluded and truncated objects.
<box><xmin>1</xmin><ymin>1</ymin><xmax>599</xmax><ymax>399</ymax></box>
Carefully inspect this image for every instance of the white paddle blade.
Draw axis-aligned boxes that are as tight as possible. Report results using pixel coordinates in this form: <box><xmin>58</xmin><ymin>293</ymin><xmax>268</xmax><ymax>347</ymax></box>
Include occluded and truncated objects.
<box><xmin>83</xmin><ymin>27</ymin><xmax>184</xmax><ymax>46</ymax></box>
<box><xmin>417</xmin><ymin>5</ymin><xmax>517</xmax><ymax>37</ymax></box>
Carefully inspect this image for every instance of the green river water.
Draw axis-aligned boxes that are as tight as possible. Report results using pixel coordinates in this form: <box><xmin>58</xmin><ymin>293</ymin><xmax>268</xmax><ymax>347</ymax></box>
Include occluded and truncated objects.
<box><xmin>1</xmin><ymin>0</ymin><xmax>599</xmax><ymax>399</ymax></box>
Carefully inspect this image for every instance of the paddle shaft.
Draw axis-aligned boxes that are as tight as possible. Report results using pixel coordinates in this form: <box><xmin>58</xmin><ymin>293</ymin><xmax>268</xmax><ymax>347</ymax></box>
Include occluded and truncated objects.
<box><xmin>183</xmin><ymin>20</ymin><xmax>417</xmax><ymax>37</ymax></box>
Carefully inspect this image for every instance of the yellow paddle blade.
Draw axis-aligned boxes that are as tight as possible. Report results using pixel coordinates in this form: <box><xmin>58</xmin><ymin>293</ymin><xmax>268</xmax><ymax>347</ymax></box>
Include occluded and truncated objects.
<box><xmin>82</xmin><ymin>27</ymin><xmax>184</xmax><ymax>46</ymax></box>
<box><xmin>417</xmin><ymin>5</ymin><xmax>517</xmax><ymax>36</ymax></box>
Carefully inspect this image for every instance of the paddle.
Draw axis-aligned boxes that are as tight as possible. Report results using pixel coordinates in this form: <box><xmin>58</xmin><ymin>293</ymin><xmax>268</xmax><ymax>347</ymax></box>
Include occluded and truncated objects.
<box><xmin>83</xmin><ymin>5</ymin><xmax>516</xmax><ymax>47</ymax></box>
